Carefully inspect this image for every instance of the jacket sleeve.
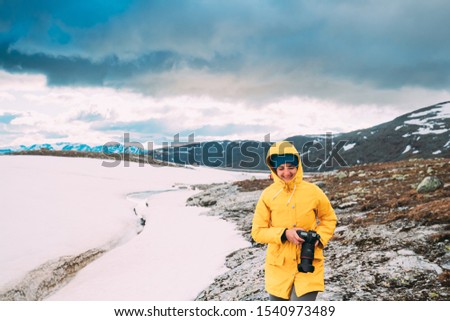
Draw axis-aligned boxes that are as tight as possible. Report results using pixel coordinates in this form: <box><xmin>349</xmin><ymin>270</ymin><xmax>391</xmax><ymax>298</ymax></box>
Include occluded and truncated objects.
<box><xmin>251</xmin><ymin>193</ymin><xmax>285</xmax><ymax>245</ymax></box>
<box><xmin>315</xmin><ymin>188</ymin><xmax>337</xmax><ymax>248</ymax></box>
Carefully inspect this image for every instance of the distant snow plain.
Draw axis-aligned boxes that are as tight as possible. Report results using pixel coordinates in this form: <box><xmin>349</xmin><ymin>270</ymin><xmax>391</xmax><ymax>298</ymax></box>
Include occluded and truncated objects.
<box><xmin>0</xmin><ymin>156</ymin><xmax>263</xmax><ymax>300</ymax></box>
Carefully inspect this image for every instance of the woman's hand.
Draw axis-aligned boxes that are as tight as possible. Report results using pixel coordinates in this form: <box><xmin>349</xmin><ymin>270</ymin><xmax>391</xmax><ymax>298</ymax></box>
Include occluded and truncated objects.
<box><xmin>285</xmin><ymin>228</ymin><xmax>305</xmax><ymax>245</ymax></box>
<box><xmin>286</xmin><ymin>228</ymin><xmax>320</xmax><ymax>247</ymax></box>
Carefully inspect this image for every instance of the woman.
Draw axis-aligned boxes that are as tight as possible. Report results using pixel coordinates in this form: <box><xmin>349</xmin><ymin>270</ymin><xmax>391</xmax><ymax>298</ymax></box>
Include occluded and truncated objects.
<box><xmin>251</xmin><ymin>141</ymin><xmax>337</xmax><ymax>301</ymax></box>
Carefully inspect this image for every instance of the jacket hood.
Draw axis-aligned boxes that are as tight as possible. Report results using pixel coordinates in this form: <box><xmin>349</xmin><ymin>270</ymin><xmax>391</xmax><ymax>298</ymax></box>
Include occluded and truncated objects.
<box><xmin>266</xmin><ymin>141</ymin><xmax>303</xmax><ymax>186</ymax></box>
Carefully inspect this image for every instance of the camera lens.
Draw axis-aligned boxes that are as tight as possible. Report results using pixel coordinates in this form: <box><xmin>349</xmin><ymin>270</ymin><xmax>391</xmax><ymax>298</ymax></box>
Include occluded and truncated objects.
<box><xmin>296</xmin><ymin>230</ymin><xmax>319</xmax><ymax>273</ymax></box>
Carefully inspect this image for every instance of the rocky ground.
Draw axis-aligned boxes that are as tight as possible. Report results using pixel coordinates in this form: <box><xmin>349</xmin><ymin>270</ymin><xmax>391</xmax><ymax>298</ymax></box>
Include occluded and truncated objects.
<box><xmin>187</xmin><ymin>158</ymin><xmax>449</xmax><ymax>301</ymax></box>
<box><xmin>0</xmin><ymin>248</ymin><xmax>105</xmax><ymax>300</ymax></box>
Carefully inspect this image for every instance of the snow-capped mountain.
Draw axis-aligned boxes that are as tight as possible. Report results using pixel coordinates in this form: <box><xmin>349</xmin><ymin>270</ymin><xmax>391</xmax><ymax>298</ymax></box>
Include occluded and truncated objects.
<box><xmin>0</xmin><ymin>142</ymin><xmax>145</xmax><ymax>155</ymax></box>
<box><xmin>2</xmin><ymin>101</ymin><xmax>449</xmax><ymax>171</ymax></box>
<box><xmin>286</xmin><ymin>100</ymin><xmax>450</xmax><ymax>170</ymax></box>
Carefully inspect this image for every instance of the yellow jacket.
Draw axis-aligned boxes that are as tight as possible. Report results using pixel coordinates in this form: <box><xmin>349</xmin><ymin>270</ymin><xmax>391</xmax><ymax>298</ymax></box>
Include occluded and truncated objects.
<box><xmin>251</xmin><ymin>141</ymin><xmax>337</xmax><ymax>299</ymax></box>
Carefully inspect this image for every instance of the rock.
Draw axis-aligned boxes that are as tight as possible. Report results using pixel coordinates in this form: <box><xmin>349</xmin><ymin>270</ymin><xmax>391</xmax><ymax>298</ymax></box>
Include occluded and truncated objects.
<box><xmin>387</xmin><ymin>255</ymin><xmax>443</xmax><ymax>274</ymax></box>
<box><xmin>0</xmin><ymin>248</ymin><xmax>105</xmax><ymax>300</ymax></box>
<box><xmin>341</xmin><ymin>194</ymin><xmax>358</xmax><ymax>203</ymax></box>
<box><xmin>397</xmin><ymin>249</ymin><xmax>415</xmax><ymax>256</ymax></box>
<box><xmin>353</xmin><ymin>186</ymin><xmax>369</xmax><ymax>194</ymax></box>
<box><xmin>336</xmin><ymin>172</ymin><xmax>347</xmax><ymax>179</ymax></box>
<box><xmin>314</xmin><ymin>181</ymin><xmax>326</xmax><ymax>188</ymax></box>
<box><xmin>338</xmin><ymin>201</ymin><xmax>358</xmax><ymax>209</ymax></box>
<box><xmin>416</xmin><ymin>176</ymin><xmax>444</xmax><ymax>193</ymax></box>
<box><xmin>199</xmin><ymin>196</ymin><xmax>217</xmax><ymax>207</ymax></box>
<box><xmin>392</xmin><ymin>174</ymin><xmax>406</xmax><ymax>181</ymax></box>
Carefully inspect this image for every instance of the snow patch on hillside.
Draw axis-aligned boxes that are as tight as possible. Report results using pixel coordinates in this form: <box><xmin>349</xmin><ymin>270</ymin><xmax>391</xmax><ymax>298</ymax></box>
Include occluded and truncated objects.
<box><xmin>403</xmin><ymin>103</ymin><xmax>450</xmax><ymax>136</ymax></box>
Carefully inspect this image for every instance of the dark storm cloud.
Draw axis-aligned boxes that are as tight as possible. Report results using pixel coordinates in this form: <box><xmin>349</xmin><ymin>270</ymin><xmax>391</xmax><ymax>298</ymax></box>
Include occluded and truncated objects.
<box><xmin>1</xmin><ymin>0</ymin><xmax>450</xmax><ymax>98</ymax></box>
<box><xmin>0</xmin><ymin>43</ymin><xmax>193</xmax><ymax>86</ymax></box>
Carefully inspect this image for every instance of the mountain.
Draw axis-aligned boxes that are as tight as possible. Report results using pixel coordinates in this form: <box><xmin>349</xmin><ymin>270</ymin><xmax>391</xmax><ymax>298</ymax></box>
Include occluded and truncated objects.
<box><xmin>151</xmin><ymin>140</ymin><xmax>272</xmax><ymax>171</ymax></box>
<box><xmin>287</xmin><ymin>101</ymin><xmax>450</xmax><ymax>171</ymax></box>
<box><xmin>2</xmin><ymin>101</ymin><xmax>449</xmax><ymax>171</ymax></box>
<box><xmin>1</xmin><ymin>142</ymin><xmax>146</xmax><ymax>155</ymax></box>
<box><xmin>136</xmin><ymin>101</ymin><xmax>450</xmax><ymax>171</ymax></box>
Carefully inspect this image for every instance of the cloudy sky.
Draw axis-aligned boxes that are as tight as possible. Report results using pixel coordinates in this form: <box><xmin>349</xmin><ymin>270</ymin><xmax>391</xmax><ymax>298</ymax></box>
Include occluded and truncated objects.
<box><xmin>1</xmin><ymin>0</ymin><xmax>449</xmax><ymax>147</ymax></box>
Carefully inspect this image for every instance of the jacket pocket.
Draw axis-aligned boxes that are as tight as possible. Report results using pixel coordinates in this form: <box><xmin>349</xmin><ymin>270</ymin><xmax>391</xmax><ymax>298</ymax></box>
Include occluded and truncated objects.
<box><xmin>266</xmin><ymin>244</ymin><xmax>285</xmax><ymax>266</ymax></box>
<box><xmin>267</xmin><ymin>253</ymin><xmax>285</xmax><ymax>266</ymax></box>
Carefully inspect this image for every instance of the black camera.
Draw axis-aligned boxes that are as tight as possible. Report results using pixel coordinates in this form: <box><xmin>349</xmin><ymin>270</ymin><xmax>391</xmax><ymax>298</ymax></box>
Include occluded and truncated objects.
<box><xmin>296</xmin><ymin>230</ymin><xmax>320</xmax><ymax>273</ymax></box>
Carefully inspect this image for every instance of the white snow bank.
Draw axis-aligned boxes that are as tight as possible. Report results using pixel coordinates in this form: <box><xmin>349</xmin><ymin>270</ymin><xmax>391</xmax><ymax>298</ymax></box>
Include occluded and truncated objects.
<box><xmin>48</xmin><ymin>189</ymin><xmax>248</xmax><ymax>300</ymax></box>
<box><xmin>0</xmin><ymin>156</ymin><xmax>261</xmax><ymax>300</ymax></box>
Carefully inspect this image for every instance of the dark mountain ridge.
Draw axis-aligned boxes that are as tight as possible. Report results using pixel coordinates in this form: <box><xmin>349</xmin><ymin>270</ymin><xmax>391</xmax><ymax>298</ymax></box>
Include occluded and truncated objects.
<box><xmin>286</xmin><ymin>101</ymin><xmax>449</xmax><ymax>170</ymax></box>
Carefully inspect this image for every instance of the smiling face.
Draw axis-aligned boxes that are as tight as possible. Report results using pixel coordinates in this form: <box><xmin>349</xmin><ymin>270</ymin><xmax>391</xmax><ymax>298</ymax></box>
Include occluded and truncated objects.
<box><xmin>275</xmin><ymin>163</ymin><xmax>298</xmax><ymax>182</ymax></box>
